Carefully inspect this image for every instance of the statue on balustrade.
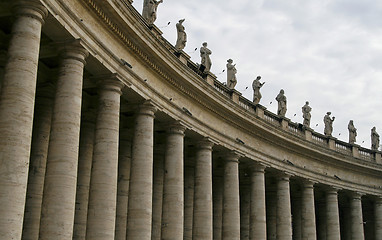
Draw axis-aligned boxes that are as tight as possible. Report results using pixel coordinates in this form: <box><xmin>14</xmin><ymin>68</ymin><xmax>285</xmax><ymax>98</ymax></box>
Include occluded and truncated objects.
<box><xmin>302</xmin><ymin>101</ymin><xmax>311</xmax><ymax>127</ymax></box>
<box><xmin>348</xmin><ymin>120</ymin><xmax>357</xmax><ymax>144</ymax></box>
<box><xmin>324</xmin><ymin>112</ymin><xmax>335</xmax><ymax>136</ymax></box>
<box><xmin>200</xmin><ymin>42</ymin><xmax>212</xmax><ymax>72</ymax></box>
<box><xmin>175</xmin><ymin>19</ymin><xmax>187</xmax><ymax>50</ymax></box>
<box><xmin>276</xmin><ymin>89</ymin><xmax>287</xmax><ymax>117</ymax></box>
<box><xmin>142</xmin><ymin>0</ymin><xmax>163</xmax><ymax>25</ymax></box>
<box><xmin>252</xmin><ymin>76</ymin><xmax>264</xmax><ymax>104</ymax></box>
<box><xmin>226</xmin><ymin>59</ymin><xmax>237</xmax><ymax>89</ymax></box>
<box><xmin>371</xmin><ymin>127</ymin><xmax>380</xmax><ymax>151</ymax></box>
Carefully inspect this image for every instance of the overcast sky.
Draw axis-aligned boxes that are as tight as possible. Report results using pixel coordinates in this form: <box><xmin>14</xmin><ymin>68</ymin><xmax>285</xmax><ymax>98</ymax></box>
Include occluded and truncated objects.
<box><xmin>132</xmin><ymin>0</ymin><xmax>382</xmax><ymax>149</ymax></box>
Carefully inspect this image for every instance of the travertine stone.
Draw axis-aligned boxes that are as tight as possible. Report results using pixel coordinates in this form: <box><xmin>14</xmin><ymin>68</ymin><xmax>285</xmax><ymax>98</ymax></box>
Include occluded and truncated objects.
<box><xmin>222</xmin><ymin>152</ymin><xmax>240</xmax><ymax>240</ymax></box>
<box><xmin>86</xmin><ymin>78</ymin><xmax>124</xmax><ymax>239</ymax></box>
<box><xmin>301</xmin><ymin>180</ymin><xmax>316</xmax><ymax>240</ymax></box>
<box><xmin>276</xmin><ymin>173</ymin><xmax>292</xmax><ymax>240</ymax></box>
<box><xmin>350</xmin><ymin>192</ymin><xmax>365</xmax><ymax>240</ymax></box>
<box><xmin>213</xmin><ymin>174</ymin><xmax>223</xmax><ymax>240</ymax></box>
<box><xmin>240</xmin><ymin>185</ymin><xmax>250</xmax><ymax>240</ymax></box>
<box><xmin>115</xmin><ymin>130</ymin><xmax>132</xmax><ymax>240</ymax></box>
<box><xmin>22</xmin><ymin>91</ymin><xmax>54</xmax><ymax>240</ymax></box>
<box><xmin>152</xmin><ymin>147</ymin><xmax>165</xmax><ymax>240</ymax></box>
<box><xmin>126</xmin><ymin>101</ymin><xmax>157</xmax><ymax>240</ymax></box>
<box><xmin>193</xmin><ymin>138</ymin><xmax>214</xmax><ymax>240</ymax></box>
<box><xmin>249</xmin><ymin>164</ymin><xmax>266</xmax><ymax>240</ymax></box>
<box><xmin>161</xmin><ymin>122</ymin><xmax>186</xmax><ymax>240</ymax></box>
<box><xmin>39</xmin><ymin>41</ymin><xmax>88</xmax><ymax>240</ymax></box>
<box><xmin>73</xmin><ymin>110</ymin><xmax>96</xmax><ymax>240</ymax></box>
<box><xmin>326</xmin><ymin>188</ymin><xmax>341</xmax><ymax>240</ymax></box>
<box><xmin>375</xmin><ymin>197</ymin><xmax>382</xmax><ymax>239</ymax></box>
<box><xmin>184</xmin><ymin>165</ymin><xmax>195</xmax><ymax>240</ymax></box>
<box><xmin>0</xmin><ymin>1</ymin><xmax>47</xmax><ymax>239</ymax></box>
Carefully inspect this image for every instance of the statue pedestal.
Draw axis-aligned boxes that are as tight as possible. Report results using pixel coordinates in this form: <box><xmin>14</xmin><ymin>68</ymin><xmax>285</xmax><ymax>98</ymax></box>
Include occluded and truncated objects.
<box><xmin>351</xmin><ymin>144</ymin><xmax>360</xmax><ymax>158</ymax></box>
<box><xmin>280</xmin><ymin>117</ymin><xmax>290</xmax><ymax>130</ymax></box>
<box><xmin>175</xmin><ymin>50</ymin><xmax>191</xmax><ymax>65</ymax></box>
<box><xmin>255</xmin><ymin>105</ymin><xmax>266</xmax><ymax>119</ymax></box>
<box><xmin>148</xmin><ymin>24</ymin><xmax>163</xmax><ymax>38</ymax></box>
<box><xmin>230</xmin><ymin>89</ymin><xmax>241</xmax><ymax>104</ymax></box>
<box><xmin>303</xmin><ymin>127</ymin><xmax>313</xmax><ymax>141</ymax></box>
<box><xmin>205</xmin><ymin>72</ymin><xmax>216</xmax><ymax>87</ymax></box>
<box><xmin>327</xmin><ymin>137</ymin><xmax>336</xmax><ymax>150</ymax></box>
<box><xmin>374</xmin><ymin>151</ymin><xmax>382</xmax><ymax>164</ymax></box>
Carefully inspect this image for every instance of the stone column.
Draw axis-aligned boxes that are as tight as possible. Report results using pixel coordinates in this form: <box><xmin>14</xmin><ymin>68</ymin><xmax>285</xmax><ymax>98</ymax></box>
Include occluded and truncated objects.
<box><xmin>73</xmin><ymin>110</ymin><xmax>96</xmax><ymax>240</ymax></box>
<box><xmin>249</xmin><ymin>164</ymin><xmax>266</xmax><ymax>240</ymax></box>
<box><xmin>222</xmin><ymin>152</ymin><xmax>240</xmax><ymax>240</ymax></box>
<box><xmin>213</xmin><ymin>173</ymin><xmax>223</xmax><ymax>240</ymax></box>
<box><xmin>86</xmin><ymin>77</ymin><xmax>124</xmax><ymax>239</ymax></box>
<box><xmin>240</xmin><ymin>185</ymin><xmax>250</xmax><ymax>240</ymax></box>
<box><xmin>301</xmin><ymin>180</ymin><xmax>316</xmax><ymax>240</ymax></box>
<box><xmin>39</xmin><ymin>41</ymin><xmax>88</xmax><ymax>239</ymax></box>
<box><xmin>151</xmin><ymin>147</ymin><xmax>165</xmax><ymax>240</ymax></box>
<box><xmin>115</xmin><ymin>130</ymin><xmax>132</xmax><ymax>240</ymax></box>
<box><xmin>22</xmin><ymin>86</ymin><xmax>54</xmax><ymax>240</ymax></box>
<box><xmin>326</xmin><ymin>188</ymin><xmax>341</xmax><ymax>240</ymax></box>
<box><xmin>126</xmin><ymin>101</ymin><xmax>157</xmax><ymax>240</ymax></box>
<box><xmin>375</xmin><ymin>197</ymin><xmax>382</xmax><ymax>240</ymax></box>
<box><xmin>350</xmin><ymin>192</ymin><xmax>364</xmax><ymax>240</ymax></box>
<box><xmin>184</xmin><ymin>165</ymin><xmax>195</xmax><ymax>240</ymax></box>
<box><xmin>276</xmin><ymin>173</ymin><xmax>292</xmax><ymax>240</ymax></box>
<box><xmin>193</xmin><ymin>138</ymin><xmax>214</xmax><ymax>240</ymax></box>
<box><xmin>0</xmin><ymin>1</ymin><xmax>47</xmax><ymax>238</ymax></box>
<box><xmin>161</xmin><ymin>122</ymin><xmax>186</xmax><ymax>240</ymax></box>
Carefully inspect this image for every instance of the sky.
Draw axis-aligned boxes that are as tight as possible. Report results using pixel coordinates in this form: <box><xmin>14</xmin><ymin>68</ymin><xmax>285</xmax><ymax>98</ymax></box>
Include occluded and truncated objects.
<box><xmin>132</xmin><ymin>0</ymin><xmax>382</xmax><ymax>149</ymax></box>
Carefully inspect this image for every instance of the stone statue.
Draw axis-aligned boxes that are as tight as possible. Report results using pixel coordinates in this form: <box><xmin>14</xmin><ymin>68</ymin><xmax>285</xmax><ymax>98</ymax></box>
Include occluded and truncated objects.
<box><xmin>276</xmin><ymin>89</ymin><xmax>287</xmax><ymax>117</ymax></box>
<box><xmin>226</xmin><ymin>59</ymin><xmax>237</xmax><ymax>89</ymax></box>
<box><xmin>200</xmin><ymin>42</ymin><xmax>212</xmax><ymax>72</ymax></box>
<box><xmin>302</xmin><ymin>101</ymin><xmax>312</xmax><ymax>127</ymax></box>
<box><xmin>175</xmin><ymin>19</ymin><xmax>187</xmax><ymax>50</ymax></box>
<box><xmin>371</xmin><ymin>127</ymin><xmax>380</xmax><ymax>151</ymax></box>
<box><xmin>142</xmin><ymin>0</ymin><xmax>163</xmax><ymax>25</ymax></box>
<box><xmin>348</xmin><ymin>120</ymin><xmax>357</xmax><ymax>144</ymax></box>
<box><xmin>252</xmin><ymin>76</ymin><xmax>264</xmax><ymax>104</ymax></box>
<box><xmin>324</xmin><ymin>112</ymin><xmax>335</xmax><ymax>136</ymax></box>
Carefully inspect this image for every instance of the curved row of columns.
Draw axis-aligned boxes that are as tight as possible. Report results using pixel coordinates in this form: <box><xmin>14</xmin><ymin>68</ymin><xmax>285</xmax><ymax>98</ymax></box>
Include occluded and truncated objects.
<box><xmin>0</xmin><ymin>1</ymin><xmax>381</xmax><ymax>240</ymax></box>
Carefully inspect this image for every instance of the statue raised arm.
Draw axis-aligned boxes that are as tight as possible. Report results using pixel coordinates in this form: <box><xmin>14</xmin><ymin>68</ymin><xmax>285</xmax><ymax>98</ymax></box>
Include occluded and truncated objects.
<box><xmin>200</xmin><ymin>42</ymin><xmax>212</xmax><ymax>72</ymax></box>
<box><xmin>226</xmin><ymin>59</ymin><xmax>237</xmax><ymax>89</ymax></box>
<box><xmin>252</xmin><ymin>76</ymin><xmax>264</xmax><ymax>104</ymax></box>
<box><xmin>324</xmin><ymin>112</ymin><xmax>335</xmax><ymax>136</ymax></box>
<box><xmin>142</xmin><ymin>0</ymin><xmax>163</xmax><ymax>25</ymax></box>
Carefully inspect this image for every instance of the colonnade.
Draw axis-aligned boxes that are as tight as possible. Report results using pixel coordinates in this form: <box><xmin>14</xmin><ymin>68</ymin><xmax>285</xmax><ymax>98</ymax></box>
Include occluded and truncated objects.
<box><xmin>0</xmin><ymin>1</ymin><xmax>381</xmax><ymax>240</ymax></box>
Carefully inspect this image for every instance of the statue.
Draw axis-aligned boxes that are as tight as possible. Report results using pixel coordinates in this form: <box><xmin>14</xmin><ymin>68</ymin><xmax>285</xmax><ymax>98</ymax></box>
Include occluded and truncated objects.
<box><xmin>324</xmin><ymin>112</ymin><xmax>335</xmax><ymax>136</ymax></box>
<box><xmin>142</xmin><ymin>0</ymin><xmax>163</xmax><ymax>25</ymax></box>
<box><xmin>371</xmin><ymin>127</ymin><xmax>380</xmax><ymax>151</ymax></box>
<box><xmin>200</xmin><ymin>42</ymin><xmax>212</xmax><ymax>72</ymax></box>
<box><xmin>226</xmin><ymin>59</ymin><xmax>237</xmax><ymax>89</ymax></box>
<box><xmin>302</xmin><ymin>101</ymin><xmax>312</xmax><ymax>127</ymax></box>
<box><xmin>175</xmin><ymin>19</ymin><xmax>187</xmax><ymax>50</ymax></box>
<box><xmin>252</xmin><ymin>76</ymin><xmax>264</xmax><ymax>104</ymax></box>
<box><xmin>348</xmin><ymin>120</ymin><xmax>357</xmax><ymax>144</ymax></box>
<box><xmin>276</xmin><ymin>89</ymin><xmax>287</xmax><ymax>117</ymax></box>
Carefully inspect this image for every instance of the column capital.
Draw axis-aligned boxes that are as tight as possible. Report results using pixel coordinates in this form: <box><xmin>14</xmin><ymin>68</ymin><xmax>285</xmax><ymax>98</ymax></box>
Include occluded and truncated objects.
<box><xmin>276</xmin><ymin>171</ymin><xmax>292</xmax><ymax>181</ymax></box>
<box><xmin>349</xmin><ymin>191</ymin><xmax>363</xmax><ymax>200</ymax></box>
<box><xmin>196</xmin><ymin>137</ymin><xmax>214</xmax><ymax>150</ymax></box>
<box><xmin>166</xmin><ymin>121</ymin><xmax>186</xmax><ymax>136</ymax></box>
<box><xmin>325</xmin><ymin>186</ymin><xmax>341</xmax><ymax>195</ymax></box>
<box><xmin>57</xmin><ymin>39</ymin><xmax>89</xmax><ymax>65</ymax></box>
<box><xmin>249</xmin><ymin>162</ymin><xmax>266</xmax><ymax>173</ymax></box>
<box><xmin>137</xmin><ymin>100</ymin><xmax>157</xmax><ymax>117</ymax></box>
<box><xmin>225</xmin><ymin>150</ymin><xmax>241</xmax><ymax>163</ymax></box>
<box><xmin>301</xmin><ymin>179</ymin><xmax>316</xmax><ymax>188</ymax></box>
<box><xmin>13</xmin><ymin>0</ymin><xmax>48</xmax><ymax>25</ymax></box>
<box><xmin>96</xmin><ymin>75</ymin><xmax>125</xmax><ymax>96</ymax></box>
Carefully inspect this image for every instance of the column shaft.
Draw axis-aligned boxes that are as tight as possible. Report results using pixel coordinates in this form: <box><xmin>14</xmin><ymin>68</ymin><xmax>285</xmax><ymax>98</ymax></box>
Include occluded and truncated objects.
<box><xmin>126</xmin><ymin>101</ymin><xmax>156</xmax><ymax>240</ymax></box>
<box><xmin>222</xmin><ymin>153</ymin><xmax>240</xmax><ymax>240</ymax></box>
<box><xmin>115</xmin><ymin>134</ymin><xmax>132</xmax><ymax>240</ymax></box>
<box><xmin>39</xmin><ymin>42</ymin><xmax>88</xmax><ymax>239</ymax></box>
<box><xmin>375</xmin><ymin>198</ymin><xmax>382</xmax><ymax>239</ymax></box>
<box><xmin>350</xmin><ymin>193</ymin><xmax>364</xmax><ymax>240</ymax></box>
<box><xmin>22</xmin><ymin>94</ymin><xmax>53</xmax><ymax>240</ymax></box>
<box><xmin>184</xmin><ymin>166</ymin><xmax>195</xmax><ymax>240</ymax></box>
<box><xmin>161</xmin><ymin>123</ymin><xmax>186</xmax><ymax>240</ymax></box>
<box><xmin>276</xmin><ymin>174</ymin><xmax>292</xmax><ymax>240</ymax></box>
<box><xmin>326</xmin><ymin>189</ymin><xmax>341</xmax><ymax>240</ymax></box>
<box><xmin>249</xmin><ymin>165</ymin><xmax>266</xmax><ymax>240</ymax></box>
<box><xmin>151</xmin><ymin>149</ymin><xmax>165</xmax><ymax>240</ymax></box>
<box><xmin>73</xmin><ymin>111</ymin><xmax>96</xmax><ymax>240</ymax></box>
<box><xmin>193</xmin><ymin>139</ymin><xmax>214</xmax><ymax>240</ymax></box>
<box><xmin>86</xmin><ymin>78</ymin><xmax>124</xmax><ymax>239</ymax></box>
<box><xmin>0</xmin><ymin>2</ymin><xmax>47</xmax><ymax>238</ymax></box>
<box><xmin>301</xmin><ymin>181</ymin><xmax>316</xmax><ymax>240</ymax></box>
